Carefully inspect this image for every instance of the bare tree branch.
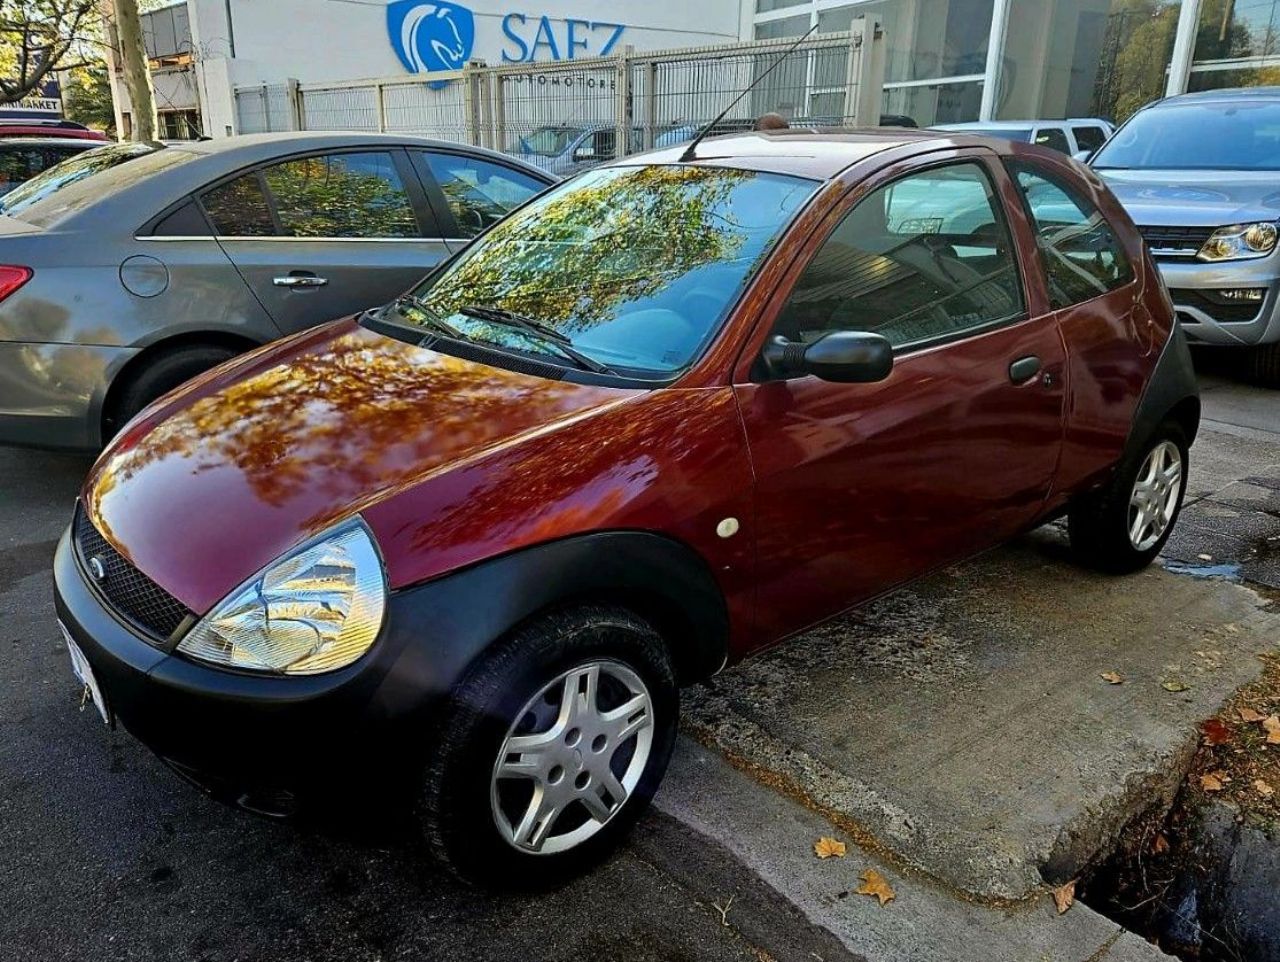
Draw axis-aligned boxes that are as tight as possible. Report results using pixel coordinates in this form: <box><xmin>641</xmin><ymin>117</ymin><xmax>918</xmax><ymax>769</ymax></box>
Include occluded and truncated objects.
<box><xmin>0</xmin><ymin>0</ymin><xmax>101</xmax><ymax>104</ymax></box>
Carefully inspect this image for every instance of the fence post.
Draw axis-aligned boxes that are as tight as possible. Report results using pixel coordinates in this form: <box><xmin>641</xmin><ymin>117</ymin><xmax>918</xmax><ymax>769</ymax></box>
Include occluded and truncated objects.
<box><xmin>479</xmin><ymin>70</ymin><xmax>495</xmax><ymax>149</ymax></box>
<box><xmin>615</xmin><ymin>45</ymin><xmax>633</xmax><ymax>157</ymax></box>
<box><xmin>492</xmin><ymin>68</ymin><xmax>506</xmax><ymax>152</ymax></box>
<box><xmin>849</xmin><ymin>18</ymin><xmax>886</xmax><ymax>126</ymax></box>
<box><xmin>286</xmin><ymin>78</ymin><xmax>302</xmax><ymax>130</ymax></box>
<box><xmin>261</xmin><ymin>84</ymin><xmax>272</xmax><ymax>132</ymax></box>
<box><xmin>463</xmin><ymin>61</ymin><xmax>484</xmax><ymax>146</ymax></box>
<box><xmin>642</xmin><ymin>60</ymin><xmax>657</xmax><ymax>150</ymax></box>
<box><xmin>375</xmin><ymin>82</ymin><xmax>387</xmax><ymax>132</ymax></box>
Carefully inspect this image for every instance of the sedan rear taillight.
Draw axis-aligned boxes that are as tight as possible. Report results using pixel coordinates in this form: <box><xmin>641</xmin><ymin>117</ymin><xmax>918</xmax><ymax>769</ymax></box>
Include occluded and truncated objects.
<box><xmin>0</xmin><ymin>266</ymin><xmax>31</xmax><ymax>302</ymax></box>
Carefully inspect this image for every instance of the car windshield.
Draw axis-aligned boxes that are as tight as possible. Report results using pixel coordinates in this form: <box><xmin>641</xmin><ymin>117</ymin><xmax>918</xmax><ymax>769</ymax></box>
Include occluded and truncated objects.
<box><xmin>392</xmin><ymin>164</ymin><xmax>818</xmax><ymax>377</ymax></box>
<box><xmin>1092</xmin><ymin>100</ymin><xmax>1280</xmax><ymax>170</ymax></box>
<box><xmin>0</xmin><ymin>142</ymin><xmax>191</xmax><ymax>225</ymax></box>
<box><xmin>518</xmin><ymin>126</ymin><xmax>581</xmax><ymax>157</ymax></box>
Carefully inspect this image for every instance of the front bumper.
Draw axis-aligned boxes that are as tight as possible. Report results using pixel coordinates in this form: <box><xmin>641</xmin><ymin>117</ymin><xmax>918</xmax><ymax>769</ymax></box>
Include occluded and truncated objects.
<box><xmin>1156</xmin><ymin>255</ymin><xmax>1280</xmax><ymax>348</ymax></box>
<box><xmin>52</xmin><ymin>525</ymin><xmax>466</xmax><ymax>814</ymax></box>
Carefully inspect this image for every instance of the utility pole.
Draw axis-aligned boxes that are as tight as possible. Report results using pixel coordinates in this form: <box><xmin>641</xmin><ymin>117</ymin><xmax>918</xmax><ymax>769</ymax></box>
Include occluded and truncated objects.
<box><xmin>110</xmin><ymin>0</ymin><xmax>158</xmax><ymax>141</ymax></box>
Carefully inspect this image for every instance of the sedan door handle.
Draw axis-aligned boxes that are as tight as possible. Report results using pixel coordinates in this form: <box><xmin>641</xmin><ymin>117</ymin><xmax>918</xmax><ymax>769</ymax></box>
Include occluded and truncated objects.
<box><xmin>1008</xmin><ymin>355</ymin><xmax>1042</xmax><ymax>383</ymax></box>
<box><xmin>273</xmin><ymin>274</ymin><xmax>328</xmax><ymax>289</ymax></box>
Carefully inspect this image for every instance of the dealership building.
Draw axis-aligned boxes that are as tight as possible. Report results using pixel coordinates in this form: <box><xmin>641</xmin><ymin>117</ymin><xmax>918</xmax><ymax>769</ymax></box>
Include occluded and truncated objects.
<box><xmin>110</xmin><ymin>0</ymin><xmax>1280</xmax><ymax>139</ymax></box>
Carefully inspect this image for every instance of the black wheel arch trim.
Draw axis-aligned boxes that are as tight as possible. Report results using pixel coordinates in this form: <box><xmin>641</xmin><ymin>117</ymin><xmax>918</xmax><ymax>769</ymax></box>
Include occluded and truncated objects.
<box><xmin>386</xmin><ymin>530</ymin><xmax>731</xmax><ymax>691</ymax></box>
<box><xmin>1125</xmin><ymin>325</ymin><xmax>1200</xmax><ymax>457</ymax></box>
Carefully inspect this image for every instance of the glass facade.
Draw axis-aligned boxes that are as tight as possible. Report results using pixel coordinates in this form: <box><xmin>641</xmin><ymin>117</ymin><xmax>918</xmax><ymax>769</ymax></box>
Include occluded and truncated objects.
<box><xmin>747</xmin><ymin>0</ymin><xmax>1261</xmax><ymax>127</ymax></box>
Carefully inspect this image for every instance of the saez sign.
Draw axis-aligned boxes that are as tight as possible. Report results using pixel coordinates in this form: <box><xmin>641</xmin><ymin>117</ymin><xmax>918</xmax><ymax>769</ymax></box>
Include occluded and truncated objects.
<box><xmin>387</xmin><ymin>1</ymin><xmax>625</xmax><ymax>74</ymax></box>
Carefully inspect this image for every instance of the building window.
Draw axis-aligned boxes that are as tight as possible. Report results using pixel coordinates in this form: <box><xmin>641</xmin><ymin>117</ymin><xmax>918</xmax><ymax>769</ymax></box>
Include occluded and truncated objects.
<box><xmin>1190</xmin><ymin>0</ymin><xmax>1280</xmax><ymax>92</ymax></box>
<box><xmin>997</xmin><ymin>0</ymin><xmax>1182</xmax><ymax>125</ymax></box>
<box><xmin>159</xmin><ymin>109</ymin><xmax>201</xmax><ymax>140</ymax></box>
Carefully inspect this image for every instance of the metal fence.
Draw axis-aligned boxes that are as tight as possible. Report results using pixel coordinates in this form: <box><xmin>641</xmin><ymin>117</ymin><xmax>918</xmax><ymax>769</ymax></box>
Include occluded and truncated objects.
<box><xmin>234</xmin><ymin>21</ymin><xmax>884</xmax><ymax>162</ymax></box>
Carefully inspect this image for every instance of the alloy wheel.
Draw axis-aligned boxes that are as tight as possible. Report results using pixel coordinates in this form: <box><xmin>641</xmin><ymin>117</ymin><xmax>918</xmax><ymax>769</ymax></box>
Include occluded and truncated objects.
<box><xmin>1128</xmin><ymin>440</ymin><xmax>1183</xmax><ymax>551</ymax></box>
<box><xmin>490</xmin><ymin>660</ymin><xmax>654</xmax><ymax>855</ymax></box>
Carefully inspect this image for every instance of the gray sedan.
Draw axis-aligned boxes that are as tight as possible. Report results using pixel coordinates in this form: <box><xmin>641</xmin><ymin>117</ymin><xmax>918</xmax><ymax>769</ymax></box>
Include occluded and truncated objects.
<box><xmin>0</xmin><ymin>132</ymin><xmax>554</xmax><ymax>450</ymax></box>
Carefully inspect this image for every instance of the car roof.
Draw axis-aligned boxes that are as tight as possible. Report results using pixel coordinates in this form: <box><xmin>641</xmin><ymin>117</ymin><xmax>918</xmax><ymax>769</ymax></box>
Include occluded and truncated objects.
<box><xmin>1158</xmin><ymin>86</ymin><xmax>1280</xmax><ymax>107</ymax></box>
<box><xmin>0</xmin><ymin>136</ymin><xmax>106</xmax><ymax>148</ymax></box>
<box><xmin>618</xmin><ymin>127</ymin><xmax>1005</xmax><ymax>180</ymax></box>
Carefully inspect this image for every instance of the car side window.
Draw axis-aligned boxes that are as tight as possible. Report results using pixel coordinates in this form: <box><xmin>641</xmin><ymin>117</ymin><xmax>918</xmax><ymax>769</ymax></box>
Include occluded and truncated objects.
<box><xmin>1072</xmin><ymin>125</ymin><xmax>1107</xmax><ymax>153</ymax></box>
<box><xmin>0</xmin><ymin>147</ymin><xmax>41</xmax><ymax>193</ymax></box>
<box><xmin>262</xmin><ymin>151</ymin><xmax>419</xmax><ymax>238</ymax></box>
<box><xmin>1033</xmin><ymin>128</ymin><xmax>1071</xmax><ymax>153</ymax></box>
<box><xmin>770</xmin><ymin>161</ymin><xmax>1025</xmax><ymax>351</ymax></box>
<box><xmin>201</xmin><ymin>172</ymin><xmax>276</xmax><ymax>236</ymax></box>
<box><xmin>1007</xmin><ymin>161</ymin><xmax>1134</xmax><ymax>310</ymax></box>
<box><xmin>419</xmin><ymin>152</ymin><xmax>544</xmax><ymax>239</ymax></box>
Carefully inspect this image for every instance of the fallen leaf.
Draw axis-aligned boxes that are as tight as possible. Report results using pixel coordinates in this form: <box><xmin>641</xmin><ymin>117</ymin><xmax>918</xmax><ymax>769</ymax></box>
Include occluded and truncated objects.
<box><xmin>855</xmin><ymin>868</ymin><xmax>895</xmax><ymax>906</ymax></box>
<box><xmin>814</xmin><ymin>837</ymin><xmax>847</xmax><ymax>859</ymax></box>
<box><xmin>1201</xmin><ymin>719</ymin><xmax>1233</xmax><ymax>746</ymax></box>
<box><xmin>1152</xmin><ymin>833</ymin><xmax>1170</xmax><ymax>855</ymax></box>
<box><xmin>1052</xmin><ymin>880</ymin><xmax>1076</xmax><ymax>915</ymax></box>
<box><xmin>1264</xmin><ymin>715</ymin><xmax>1280</xmax><ymax>745</ymax></box>
<box><xmin>1100</xmin><ymin>671</ymin><xmax>1124</xmax><ymax>685</ymax></box>
<box><xmin>1256</xmin><ymin>780</ymin><xmax>1275</xmax><ymax>798</ymax></box>
<box><xmin>1163</xmin><ymin>680</ymin><xmax>1191</xmax><ymax>693</ymax></box>
<box><xmin>1240</xmin><ymin>707</ymin><xmax>1268</xmax><ymax>724</ymax></box>
<box><xmin>1200</xmin><ymin>772</ymin><xmax>1228</xmax><ymax>792</ymax></box>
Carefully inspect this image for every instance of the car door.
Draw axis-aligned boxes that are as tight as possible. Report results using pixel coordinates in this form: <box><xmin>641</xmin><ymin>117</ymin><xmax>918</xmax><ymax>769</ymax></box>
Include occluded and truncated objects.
<box><xmin>409</xmin><ymin>149</ymin><xmax>549</xmax><ymax>253</ymax></box>
<box><xmin>734</xmin><ymin>152</ymin><xmax>1067</xmax><ymax>643</ymax></box>
<box><xmin>201</xmin><ymin>148</ymin><xmax>450</xmax><ymax>334</ymax></box>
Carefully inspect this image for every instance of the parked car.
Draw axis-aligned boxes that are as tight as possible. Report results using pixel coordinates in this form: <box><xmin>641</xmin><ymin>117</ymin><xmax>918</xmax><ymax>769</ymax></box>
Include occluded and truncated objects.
<box><xmin>933</xmin><ymin>119</ymin><xmax>1114</xmax><ymax>156</ymax></box>
<box><xmin>0</xmin><ymin>132</ymin><xmax>554</xmax><ymax>450</ymax></box>
<box><xmin>1090</xmin><ymin>87</ymin><xmax>1280</xmax><ymax>386</ymax></box>
<box><xmin>0</xmin><ymin>118</ymin><xmax>108</xmax><ymax>142</ymax></box>
<box><xmin>55</xmin><ymin>128</ymin><xmax>1198</xmax><ymax>886</ymax></box>
<box><xmin>0</xmin><ymin>136</ymin><xmax>106</xmax><ymax>196</ymax></box>
<box><xmin>515</xmin><ymin>123</ymin><xmax>644</xmax><ymax>176</ymax></box>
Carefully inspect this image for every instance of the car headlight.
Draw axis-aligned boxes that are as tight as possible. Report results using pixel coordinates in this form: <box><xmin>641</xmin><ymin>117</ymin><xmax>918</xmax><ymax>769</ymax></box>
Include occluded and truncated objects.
<box><xmin>177</xmin><ymin>518</ymin><xmax>386</xmax><ymax>675</ymax></box>
<box><xmin>1198</xmin><ymin>222</ymin><xmax>1279</xmax><ymax>262</ymax></box>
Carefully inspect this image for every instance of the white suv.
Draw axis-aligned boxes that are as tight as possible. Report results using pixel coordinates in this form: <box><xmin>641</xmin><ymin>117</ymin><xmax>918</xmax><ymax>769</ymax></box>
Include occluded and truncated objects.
<box><xmin>932</xmin><ymin>119</ymin><xmax>1114</xmax><ymax>157</ymax></box>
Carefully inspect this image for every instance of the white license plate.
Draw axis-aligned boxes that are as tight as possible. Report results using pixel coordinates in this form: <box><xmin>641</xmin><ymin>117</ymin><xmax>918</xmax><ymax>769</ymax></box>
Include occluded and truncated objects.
<box><xmin>60</xmin><ymin>621</ymin><xmax>110</xmax><ymax>726</ymax></box>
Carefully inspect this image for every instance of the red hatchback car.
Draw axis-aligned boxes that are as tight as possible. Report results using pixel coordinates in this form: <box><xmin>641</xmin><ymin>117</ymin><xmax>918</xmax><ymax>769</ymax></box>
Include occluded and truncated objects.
<box><xmin>54</xmin><ymin>129</ymin><xmax>1198</xmax><ymax>883</ymax></box>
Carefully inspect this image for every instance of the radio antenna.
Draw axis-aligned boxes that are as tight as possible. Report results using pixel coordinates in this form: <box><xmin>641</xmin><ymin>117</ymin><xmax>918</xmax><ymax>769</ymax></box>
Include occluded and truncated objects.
<box><xmin>679</xmin><ymin>22</ymin><xmax>819</xmax><ymax>163</ymax></box>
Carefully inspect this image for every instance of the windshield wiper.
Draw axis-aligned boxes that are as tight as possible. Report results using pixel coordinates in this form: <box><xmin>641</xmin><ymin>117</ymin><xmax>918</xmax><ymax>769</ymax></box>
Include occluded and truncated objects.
<box><xmin>460</xmin><ymin>304</ymin><xmax>615</xmax><ymax>375</ymax></box>
<box><xmin>395</xmin><ymin>294</ymin><xmax>469</xmax><ymax>341</ymax></box>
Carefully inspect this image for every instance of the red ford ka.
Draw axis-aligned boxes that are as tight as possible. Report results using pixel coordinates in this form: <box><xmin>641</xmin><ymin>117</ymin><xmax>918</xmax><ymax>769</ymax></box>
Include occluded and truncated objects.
<box><xmin>54</xmin><ymin>129</ymin><xmax>1198</xmax><ymax>884</ymax></box>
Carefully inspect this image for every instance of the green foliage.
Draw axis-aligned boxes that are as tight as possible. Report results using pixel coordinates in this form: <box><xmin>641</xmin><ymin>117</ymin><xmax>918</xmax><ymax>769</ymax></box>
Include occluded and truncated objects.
<box><xmin>0</xmin><ymin>0</ymin><xmax>98</xmax><ymax>104</ymax></box>
<box><xmin>62</xmin><ymin>64</ymin><xmax>115</xmax><ymax>136</ymax></box>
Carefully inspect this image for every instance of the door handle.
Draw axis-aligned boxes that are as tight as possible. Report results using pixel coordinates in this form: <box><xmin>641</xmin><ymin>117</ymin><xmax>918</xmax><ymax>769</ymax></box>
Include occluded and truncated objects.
<box><xmin>1008</xmin><ymin>355</ymin><xmax>1042</xmax><ymax>383</ymax></box>
<box><xmin>273</xmin><ymin>274</ymin><xmax>328</xmax><ymax>289</ymax></box>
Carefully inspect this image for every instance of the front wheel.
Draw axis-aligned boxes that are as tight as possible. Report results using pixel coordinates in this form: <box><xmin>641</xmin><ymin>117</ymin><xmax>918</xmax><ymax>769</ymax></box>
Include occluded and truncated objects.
<box><xmin>1068</xmin><ymin>420</ymin><xmax>1189</xmax><ymax>574</ymax></box>
<box><xmin>419</xmin><ymin>606</ymin><xmax>678</xmax><ymax>886</ymax></box>
<box><xmin>1247</xmin><ymin>341</ymin><xmax>1280</xmax><ymax>388</ymax></box>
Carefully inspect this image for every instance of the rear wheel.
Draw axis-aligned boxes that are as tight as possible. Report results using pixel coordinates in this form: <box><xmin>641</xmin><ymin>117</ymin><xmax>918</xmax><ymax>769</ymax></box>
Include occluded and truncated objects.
<box><xmin>105</xmin><ymin>345</ymin><xmax>239</xmax><ymax>440</ymax></box>
<box><xmin>1068</xmin><ymin>420</ymin><xmax>1188</xmax><ymax>574</ymax></box>
<box><xmin>419</xmin><ymin>606</ymin><xmax>678</xmax><ymax>886</ymax></box>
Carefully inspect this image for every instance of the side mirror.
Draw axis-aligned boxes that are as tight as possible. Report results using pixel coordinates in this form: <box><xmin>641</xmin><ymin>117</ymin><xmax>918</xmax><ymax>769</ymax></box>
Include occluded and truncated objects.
<box><xmin>1072</xmin><ymin>149</ymin><xmax>1094</xmax><ymax>164</ymax></box>
<box><xmin>761</xmin><ymin>331</ymin><xmax>894</xmax><ymax>384</ymax></box>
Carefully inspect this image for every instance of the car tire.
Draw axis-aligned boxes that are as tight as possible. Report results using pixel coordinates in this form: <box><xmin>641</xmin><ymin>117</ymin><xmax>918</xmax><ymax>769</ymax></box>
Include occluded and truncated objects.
<box><xmin>419</xmin><ymin>605</ymin><xmax>678</xmax><ymax>887</ymax></box>
<box><xmin>1067</xmin><ymin>420</ymin><xmax>1189</xmax><ymax>574</ymax></box>
<box><xmin>106</xmin><ymin>345</ymin><xmax>239</xmax><ymax>439</ymax></box>
<box><xmin>1247</xmin><ymin>342</ymin><xmax>1280</xmax><ymax>388</ymax></box>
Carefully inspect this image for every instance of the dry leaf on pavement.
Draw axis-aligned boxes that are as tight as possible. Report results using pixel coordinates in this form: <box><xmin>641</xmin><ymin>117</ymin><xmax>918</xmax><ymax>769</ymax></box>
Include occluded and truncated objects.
<box><xmin>1100</xmin><ymin>671</ymin><xmax>1124</xmax><ymax>685</ymax></box>
<box><xmin>1264</xmin><ymin>715</ymin><xmax>1280</xmax><ymax>745</ymax></box>
<box><xmin>1162</xmin><ymin>680</ymin><xmax>1190</xmax><ymax>693</ymax></box>
<box><xmin>1152</xmin><ymin>833</ymin><xmax>1170</xmax><ymax>855</ymax></box>
<box><xmin>1052</xmin><ymin>880</ymin><xmax>1076</xmax><ymax>915</ymax></box>
<box><xmin>814</xmin><ymin>837</ymin><xmax>847</xmax><ymax>859</ymax></box>
<box><xmin>1201</xmin><ymin>719</ymin><xmax>1232</xmax><ymax>745</ymax></box>
<box><xmin>1200</xmin><ymin>772</ymin><xmax>1228</xmax><ymax>792</ymax></box>
<box><xmin>1257</xmin><ymin>780</ymin><xmax>1276</xmax><ymax>798</ymax></box>
<box><xmin>1240</xmin><ymin>707</ymin><xmax>1268</xmax><ymax>724</ymax></box>
<box><xmin>855</xmin><ymin>869</ymin><xmax>895</xmax><ymax>906</ymax></box>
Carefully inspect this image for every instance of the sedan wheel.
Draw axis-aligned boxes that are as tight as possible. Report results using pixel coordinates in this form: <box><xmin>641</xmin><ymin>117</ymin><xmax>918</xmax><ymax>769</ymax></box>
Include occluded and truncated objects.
<box><xmin>1127</xmin><ymin>440</ymin><xmax>1184</xmax><ymax>552</ymax></box>
<box><xmin>492</xmin><ymin>660</ymin><xmax>654</xmax><ymax>855</ymax></box>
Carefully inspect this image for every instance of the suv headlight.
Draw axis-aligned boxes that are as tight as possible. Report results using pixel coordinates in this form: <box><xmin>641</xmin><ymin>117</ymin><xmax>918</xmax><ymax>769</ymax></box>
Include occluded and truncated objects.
<box><xmin>1198</xmin><ymin>222</ymin><xmax>1279</xmax><ymax>262</ymax></box>
<box><xmin>177</xmin><ymin>518</ymin><xmax>386</xmax><ymax>675</ymax></box>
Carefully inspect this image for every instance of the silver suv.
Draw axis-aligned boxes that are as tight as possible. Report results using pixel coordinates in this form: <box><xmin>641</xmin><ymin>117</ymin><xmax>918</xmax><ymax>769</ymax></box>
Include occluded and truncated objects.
<box><xmin>1092</xmin><ymin>88</ymin><xmax>1280</xmax><ymax>385</ymax></box>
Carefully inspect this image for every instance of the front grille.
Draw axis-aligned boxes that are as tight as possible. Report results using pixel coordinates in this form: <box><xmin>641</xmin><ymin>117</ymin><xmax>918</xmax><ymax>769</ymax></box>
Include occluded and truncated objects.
<box><xmin>74</xmin><ymin>507</ymin><xmax>191</xmax><ymax>642</ymax></box>
<box><xmin>1136</xmin><ymin>225</ymin><xmax>1213</xmax><ymax>256</ymax></box>
<box><xmin>1171</xmin><ymin>288</ymin><xmax>1265</xmax><ymax>324</ymax></box>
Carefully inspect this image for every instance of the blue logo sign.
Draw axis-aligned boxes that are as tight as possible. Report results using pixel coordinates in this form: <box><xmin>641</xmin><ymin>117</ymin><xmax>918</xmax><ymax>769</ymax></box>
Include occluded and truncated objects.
<box><xmin>387</xmin><ymin>1</ymin><xmax>475</xmax><ymax>75</ymax></box>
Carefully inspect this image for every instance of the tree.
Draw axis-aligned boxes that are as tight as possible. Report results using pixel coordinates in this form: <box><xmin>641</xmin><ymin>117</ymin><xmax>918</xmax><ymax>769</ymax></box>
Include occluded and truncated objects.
<box><xmin>62</xmin><ymin>62</ymin><xmax>114</xmax><ymax>136</ymax></box>
<box><xmin>108</xmin><ymin>0</ymin><xmax>156</xmax><ymax>141</ymax></box>
<box><xmin>0</xmin><ymin>0</ymin><xmax>98</xmax><ymax>104</ymax></box>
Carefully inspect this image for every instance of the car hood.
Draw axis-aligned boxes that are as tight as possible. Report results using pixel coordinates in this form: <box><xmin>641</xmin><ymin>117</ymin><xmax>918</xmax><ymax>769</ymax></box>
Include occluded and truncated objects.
<box><xmin>1096</xmin><ymin>169</ymin><xmax>1280</xmax><ymax>226</ymax></box>
<box><xmin>81</xmin><ymin>319</ymin><xmax>633</xmax><ymax>614</ymax></box>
